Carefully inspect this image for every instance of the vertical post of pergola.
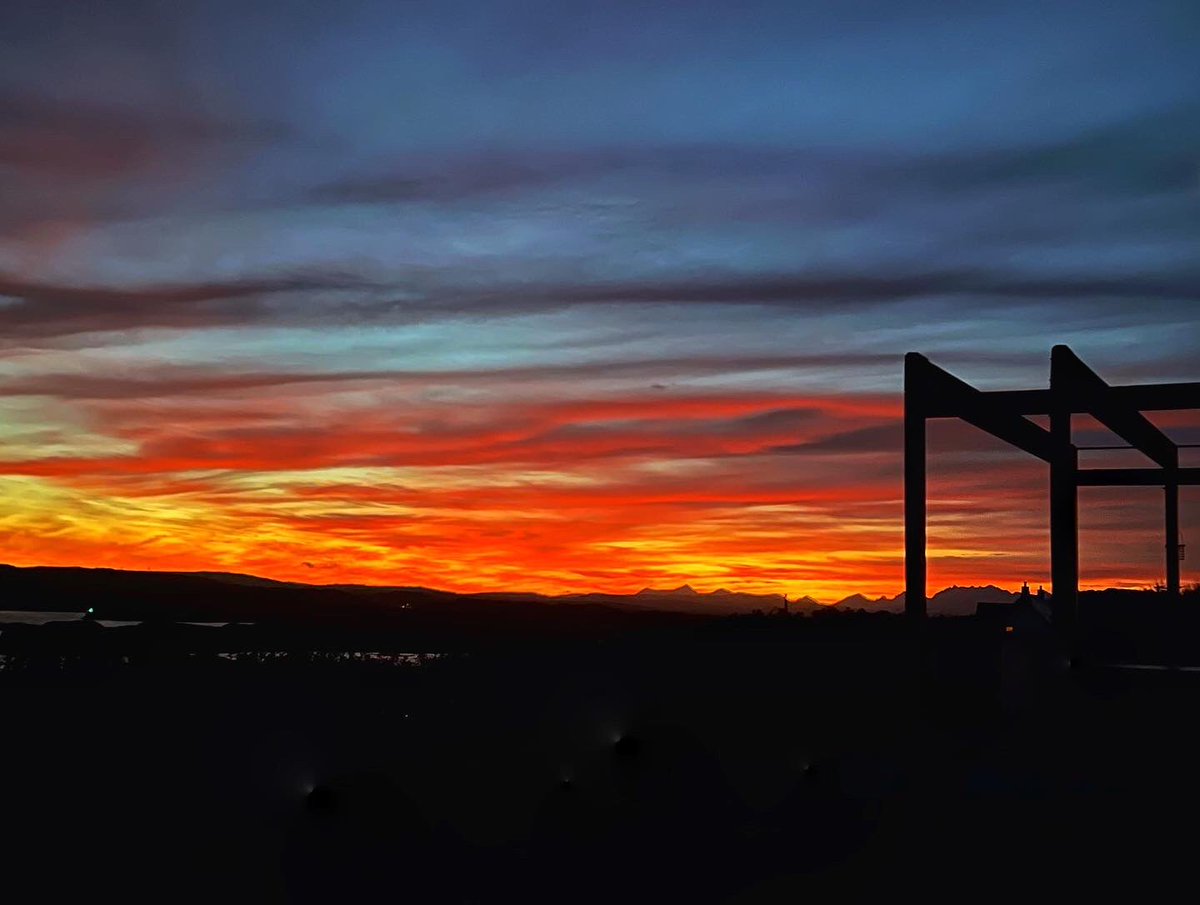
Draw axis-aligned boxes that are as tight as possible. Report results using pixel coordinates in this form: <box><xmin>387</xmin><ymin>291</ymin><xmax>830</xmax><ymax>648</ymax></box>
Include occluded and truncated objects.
<box><xmin>1049</xmin><ymin>346</ymin><xmax>1079</xmax><ymax>638</ymax></box>
<box><xmin>904</xmin><ymin>353</ymin><xmax>927</xmax><ymax>621</ymax></box>
<box><xmin>1166</xmin><ymin>472</ymin><xmax>1180</xmax><ymax>597</ymax></box>
<box><xmin>1049</xmin><ymin>433</ymin><xmax>1079</xmax><ymax>636</ymax></box>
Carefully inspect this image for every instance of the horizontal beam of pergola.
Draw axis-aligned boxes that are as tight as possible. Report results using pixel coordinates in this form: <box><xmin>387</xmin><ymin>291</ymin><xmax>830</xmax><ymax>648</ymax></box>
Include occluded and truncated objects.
<box><xmin>1052</xmin><ymin>345</ymin><xmax>1177</xmax><ymax>469</ymax></box>
<box><xmin>905</xmin><ymin>353</ymin><xmax>1055</xmax><ymax>462</ymax></box>
<box><xmin>924</xmin><ymin>382</ymin><xmax>1200</xmax><ymax>418</ymax></box>
<box><xmin>1077</xmin><ymin>467</ymin><xmax>1200</xmax><ymax>487</ymax></box>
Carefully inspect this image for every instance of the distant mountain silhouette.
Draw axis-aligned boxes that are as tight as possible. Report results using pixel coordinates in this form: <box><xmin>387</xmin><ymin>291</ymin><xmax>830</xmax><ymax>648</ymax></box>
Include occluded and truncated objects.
<box><xmin>832</xmin><ymin>593</ymin><xmax>893</xmax><ymax>611</ymax></box>
<box><xmin>832</xmin><ymin>585</ymin><xmax>1018</xmax><ymax>615</ymax></box>
<box><xmin>636</xmin><ymin>584</ymin><xmax>698</xmax><ymax>597</ymax></box>
<box><xmin>0</xmin><ymin>564</ymin><xmax>791</xmax><ymax>621</ymax></box>
<box><xmin>0</xmin><ymin>563</ymin><xmax>1016</xmax><ymax>621</ymax></box>
<box><xmin>788</xmin><ymin>595</ymin><xmax>826</xmax><ymax>613</ymax></box>
<box><xmin>567</xmin><ymin>584</ymin><xmax>789</xmax><ymax>615</ymax></box>
<box><xmin>924</xmin><ymin>585</ymin><xmax>1019</xmax><ymax>615</ymax></box>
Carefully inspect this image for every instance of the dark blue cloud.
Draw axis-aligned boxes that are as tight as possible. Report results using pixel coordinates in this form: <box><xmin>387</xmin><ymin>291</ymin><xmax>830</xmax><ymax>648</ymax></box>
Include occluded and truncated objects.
<box><xmin>0</xmin><ymin>0</ymin><xmax>1197</xmax><ymax>374</ymax></box>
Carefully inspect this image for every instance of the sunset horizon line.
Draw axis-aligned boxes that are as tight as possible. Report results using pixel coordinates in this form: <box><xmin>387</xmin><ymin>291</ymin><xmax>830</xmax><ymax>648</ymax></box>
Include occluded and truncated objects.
<box><xmin>1</xmin><ymin>559</ymin><xmax>1181</xmax><ymax>608</ymax></box>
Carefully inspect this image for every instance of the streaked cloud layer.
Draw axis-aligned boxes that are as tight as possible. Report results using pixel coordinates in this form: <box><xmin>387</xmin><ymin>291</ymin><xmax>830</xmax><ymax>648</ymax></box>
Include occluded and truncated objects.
<box><xmin>1</xmin><ymin>1</ymin><xmax>1198</xmax><ymax>600</ymax></box>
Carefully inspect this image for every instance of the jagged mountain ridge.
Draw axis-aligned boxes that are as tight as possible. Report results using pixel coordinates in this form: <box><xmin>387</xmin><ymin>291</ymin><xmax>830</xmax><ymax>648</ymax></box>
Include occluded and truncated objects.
<box><xmin>832</xmin><ymin>585</ymin><xmax>1020</xmax><ymax>615</ymax></box>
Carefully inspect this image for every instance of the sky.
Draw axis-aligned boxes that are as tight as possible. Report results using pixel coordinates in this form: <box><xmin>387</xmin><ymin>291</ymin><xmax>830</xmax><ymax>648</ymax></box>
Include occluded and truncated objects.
<box><xmin>1</xmin><ymin>0</ymin><xmax>1198</xmax><ymax>603</ymax></box>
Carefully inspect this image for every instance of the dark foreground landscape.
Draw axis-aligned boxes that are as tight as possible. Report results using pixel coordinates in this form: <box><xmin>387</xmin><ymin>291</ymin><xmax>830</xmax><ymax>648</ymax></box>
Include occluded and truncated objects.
<box><xmin>3</xmin><ymin>568</ymin><xmax>1200</xmax><ymax>902</ymax></box>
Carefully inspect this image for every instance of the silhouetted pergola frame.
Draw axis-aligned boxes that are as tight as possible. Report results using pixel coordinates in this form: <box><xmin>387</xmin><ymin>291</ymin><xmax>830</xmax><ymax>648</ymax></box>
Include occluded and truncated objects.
<box><xmin>905</xmin><ymin>345</ymin><xmax>1200</xmax><ymax>632</ymax></box>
